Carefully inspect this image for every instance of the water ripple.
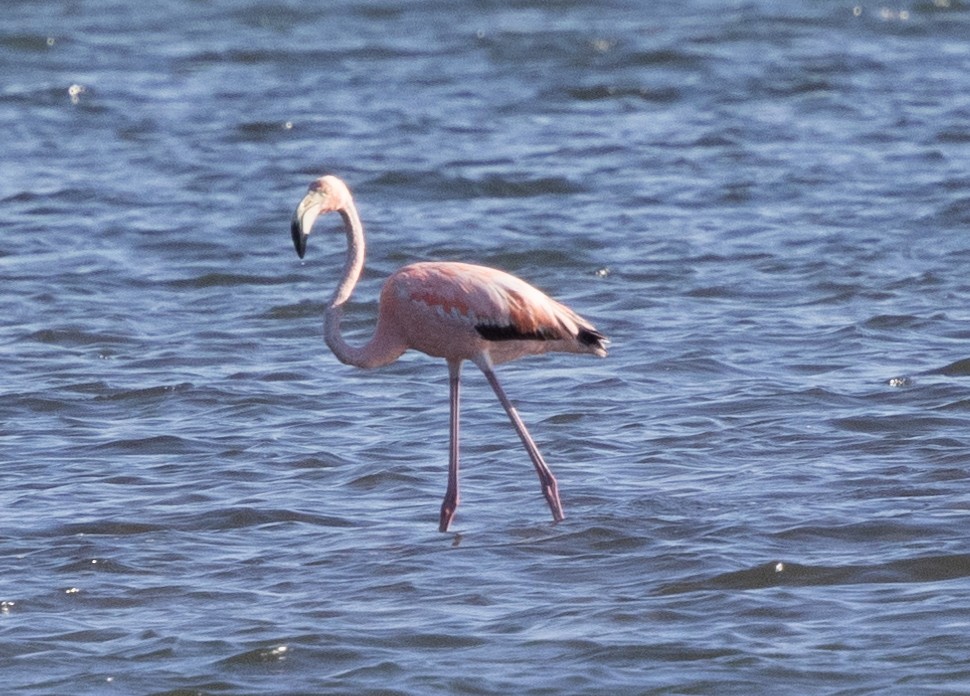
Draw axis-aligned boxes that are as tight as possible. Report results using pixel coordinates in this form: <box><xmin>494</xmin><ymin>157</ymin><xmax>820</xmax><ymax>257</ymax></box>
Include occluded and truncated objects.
<box><xmin>4</xmin><ymin>0</ymin><xmax>970</xmax><ymax>693</ymax></box>
<box><xmin>661</xmin><ymin>555</ymin><xmax>970</xmax><ymax>594</ymax></box>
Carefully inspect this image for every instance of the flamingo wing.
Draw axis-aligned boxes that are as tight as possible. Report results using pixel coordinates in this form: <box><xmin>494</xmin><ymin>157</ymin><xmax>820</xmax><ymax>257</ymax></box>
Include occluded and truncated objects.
<box><xmin>385</xmin><ymin>262</ymin><xmax>607</xmax><ymax>361</ymax></box>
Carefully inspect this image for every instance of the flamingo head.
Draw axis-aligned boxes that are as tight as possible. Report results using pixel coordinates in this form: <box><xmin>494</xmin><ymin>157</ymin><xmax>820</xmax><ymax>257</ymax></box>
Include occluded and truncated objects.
<box><xmin>290</xmin><ymin>175</ymin><xmax>353</xmax><ymax>259</ymax></box>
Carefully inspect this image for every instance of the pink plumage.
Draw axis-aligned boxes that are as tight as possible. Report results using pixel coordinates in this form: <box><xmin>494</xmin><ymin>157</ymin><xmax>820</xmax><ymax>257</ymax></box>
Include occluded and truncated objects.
<box><xmin>291</xmin><ymin>175</ymin><xmax>607</xmax><ymax>531</ymax></box>
<box><xmin>380</xmin><ymin>261</ymin><xmax>607</xmax><ymax>365</ymax></box>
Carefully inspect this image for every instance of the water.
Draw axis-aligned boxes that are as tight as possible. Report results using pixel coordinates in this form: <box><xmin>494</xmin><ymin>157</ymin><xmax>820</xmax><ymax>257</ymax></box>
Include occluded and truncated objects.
<box><xmin>3</xmin><ymin>0</ymin><xmax>970</xmax><ymax>693</ymax></box>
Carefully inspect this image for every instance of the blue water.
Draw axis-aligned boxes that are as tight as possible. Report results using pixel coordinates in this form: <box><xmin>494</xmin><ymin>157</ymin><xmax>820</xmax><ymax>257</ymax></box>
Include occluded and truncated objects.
<box><xmin>3</xmin><ymin>1</ymin><xmax>970</xmax><ymax>693</ymax></box>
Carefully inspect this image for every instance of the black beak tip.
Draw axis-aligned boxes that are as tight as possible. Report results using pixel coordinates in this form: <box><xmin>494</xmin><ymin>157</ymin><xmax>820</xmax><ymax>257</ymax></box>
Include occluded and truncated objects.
<box><xmin>291</xmin><ymin>220</ymin><xmax>307</xmax><ymax>259</ymax></box>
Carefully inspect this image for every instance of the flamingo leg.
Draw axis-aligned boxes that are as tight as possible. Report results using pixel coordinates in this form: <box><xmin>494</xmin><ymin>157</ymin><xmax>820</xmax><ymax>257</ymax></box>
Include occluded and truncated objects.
<box><xmin>439</xmin><ymin>360</ymin><xmax>462</xmax><ymax>532</ymax></box>
<box><xmin>479</xmin><ymin>364</ymin><xmax>565</xmax><ymax>524</ymax></box>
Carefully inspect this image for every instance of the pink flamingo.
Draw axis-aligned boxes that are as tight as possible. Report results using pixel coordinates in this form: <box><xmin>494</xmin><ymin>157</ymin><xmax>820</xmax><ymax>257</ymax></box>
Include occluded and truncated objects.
<box><xmin>291</xmin><ymin>175</ymin><xmax>607</xmax><ymax>531</ymax></box>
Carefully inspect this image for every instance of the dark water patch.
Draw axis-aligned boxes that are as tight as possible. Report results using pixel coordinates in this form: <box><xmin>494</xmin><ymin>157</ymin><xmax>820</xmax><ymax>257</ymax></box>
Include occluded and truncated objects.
<box><xmin>775</xmin><ymin>519</ymin><xmax>931</xmax><ymax>544</ymax></box>
<box><xmin>660</xmin><ymin>555</ymin><xmax>970</xmax><ymax>594</ymax></box>
<box><xmin>181</xmin><ymin>44</ymin><xmax>422</xmax><ymax>73</ymax></box>
<box><xmin>480</xmin><ymin>28</ymin><xmax>594</xmax><ymax>65</ymax></box>
<box><xmin>398</xmin><ymin>632</ymin><xmax>487</xmax><ymax>649</ymax></box>
<box><xmin>227</xmin><ymin>369</ymin><xmax>306</xmax><ymax>383</ymax></box>
<box><xmin>140</xmin><ymin>236</ymin><xmax>233</xmax><ymax>257</ymax></box>
<box><xmin>935</xmin><ymin>126</ymin><xmax>970</xmax><ymax>144</ymax></box>
<box><xmin>372</xmin><ymin>170</ymin><xmax>584</xmax><ymax>200</ymax></box>
<box><xmin>169</xmin><ymin>272</ymin><xmax>292</xmax><ymax>289</ymax></box>
<box><xmin>936</xmin><ymin>196</ymin><xmax>970</xmax><ymax>225</ymax></box>
<box><xmin>49</xmin><ymin>520</ymin><xmax>166</xmax><ymax>537</ymax></box>
<box><xmin>831</xmin><ymin>414</ymin><xmax>965</xmax><ymax>435</ymax></box>
<box><xmin>885</xmin><ymin>273</ymin><xmax>948</xmax><ymax>292</ymax></box>
<box><xmin>443</xmin><ymin>156</ymin><xmax>517</xmax><ymax>170</ymax></box>
<box><xmin>28</xmin><ymin>327</ymin><xmax>132</xmax><ymax>347</ymax></box>
<box><xmin>624</xmin><ymin>47</ymin><xmax>706</xmax><ymax>69</ymax></box>
<box><xmin>862</xmin><ymin>314</ymin><xmax>928</xmax><ymax>330</ymax></box>
<box><xmin>94</xmin><ymin>383</ymin><xmax>194</xmax><ymax>402</ymax></box>
<box><xmin>762</xmin><ymin>75</ymin><xmax>836</xmax><ymax>98</ymax></box>
<box><xmin>0</xmin><ymin>33</ymin><xmax>57</xmax><ymax>52</ymax></box>
<box><xmin>6</xmin><ymin>395</ymin><xmax>72</xmax><ymax>414</ymax></box>
<box><xmin>910</xmin><ymin>0</ymin><xmax>968</xmax><ymax>13</ymax></box>
<box><xmin>230</xmin><ymin>4</ymin><xmax>306</xmax><ymax>32</ymax></box>
<box><xmin>689</xmin><ymin>131</ymin><xmax>743</xmax><ymax>148</ymax></box>
<box><xmin>218</xmin><ymin>643</ymin><xmax>292</xmax><ymax>667</ymax></box>
<box><xmin>530</xmin><ymin>525</ymin><xmax>649</xmax><ymax>555</ymax></box>
<box><xmin>102</xmin><ymin>474</ymin><xmax>156</xmax><ymax>485</ymax></box>
<box><xmin>1</xmin><ymin>189</ymin><xmax>45</xmax><ymax>205</ymax></box>
<box><xmin>57</xmin><ymin>557</ymin><xmax>145</xmax><ymax>574</ymax></box>
<box><xmin>791</xmin><ymin>362</ymin><xmax>851</xmax><ymax>376</ymax></box>
<box><xmin>148</xmin><ymin>682</ymin><xmax>239</xmax><ymax>696</ymax></box>
<box><xmin>579</xmin><ymin>641</ymin><xmax>740</xmax><ymax>664</ymax></box>
<box><xmin>234</xmin><ymin>120</ymin><xmax>297</xmax><ymax>143</ymax></box>
<box><xmin>62</xmin><ymin>380</ymin><xmax>112</xmax><ymax>395</ymax></box>
<box><xmin>926</xmin><ymin>357</ymin><xmax>970</xmax><ymax>377</ymax></box>
<box><xmin>286</xmin><ymin>456</ymin><xmax>346</xmax><ymax>471</ymax></box>
<box><xmin>564</xmin><ymin>84</ymin><xmax>680</xmax><ymax>103</ymax></box>
<box><xmin>685</xmin><ymin>284</ymin><xmax>739</xmax><ymax>299</ymax></box>
<box><xmin>260</xmin><ymin>300</ymin><xmax>327</xmax><ymax>320</ymax></box>
<box><xmin>348</xmin><ymin>470</ymin><xmax>425</xmax><ymax>492</ymax></box>
<box><xmin>86</xmin><ymin>434</ymin><xmax>206</xmax><ymax>456</ymax></box>
<box><xmin>174</xmin><ymin>506</ymin><xmax>356</xmax><ymax>532</ymax></box>
<box><xmin>181</xmin><ymin>47</ymin><xmax>328</xmax><ymax>67</ymax></box>
<box><xmin>650</xmin><ymin>352</ymin><xmax>746</xmax><ymax>376</ymax></box>
<box><xmin>938</xmin><ymin>398</ymin><xmax>970</xmax><ymax>412</ymax></box>
<box><xmin>481</xmin><ymin>248</ymin><xmax>577</xmax><ymax>272</ymax></box>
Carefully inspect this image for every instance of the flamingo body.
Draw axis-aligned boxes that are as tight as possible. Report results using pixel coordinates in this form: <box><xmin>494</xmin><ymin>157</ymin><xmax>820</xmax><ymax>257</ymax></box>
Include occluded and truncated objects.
<box><xmin>291</xmin><ymin>175</ymin><xmax>607</xmax><ymax>531</ymax></box>
<box><xmin>380</xmin><ymin>261</ymin><xmax>606</xmax><ymax>365</ymax></box>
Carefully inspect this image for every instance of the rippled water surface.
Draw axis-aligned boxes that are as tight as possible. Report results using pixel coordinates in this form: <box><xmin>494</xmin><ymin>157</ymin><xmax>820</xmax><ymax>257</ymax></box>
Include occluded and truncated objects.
<box><xmin>4</xmin><ymin>1</ymin><xmax>970</xmax><ymax>693</ymax></box>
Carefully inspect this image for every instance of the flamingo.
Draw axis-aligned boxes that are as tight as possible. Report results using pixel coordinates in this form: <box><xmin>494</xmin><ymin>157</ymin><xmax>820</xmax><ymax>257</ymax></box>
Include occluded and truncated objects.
<box><xmin>291</xmin><ymin>175</ymin><xmax>607</xmax><ymax>531</ymax></box>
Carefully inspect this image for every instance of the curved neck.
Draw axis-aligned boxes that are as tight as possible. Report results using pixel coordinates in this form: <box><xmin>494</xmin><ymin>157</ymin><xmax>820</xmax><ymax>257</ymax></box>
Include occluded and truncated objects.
<box><xmin>329</xmin><ymin>206</ymin><xmax>365</xmax><ymax>307</ymax></box>
<box><xmin>323</xmin><ymin>200</ymin><xmax>403</xmax><ymax>369</ymax></box>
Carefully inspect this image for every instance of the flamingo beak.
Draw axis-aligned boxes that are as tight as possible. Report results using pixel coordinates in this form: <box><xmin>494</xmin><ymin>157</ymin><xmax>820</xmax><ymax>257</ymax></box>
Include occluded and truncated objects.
<box><xmin>290</xmin><ymin>193</ymin><xmax>321</xmax><ymax>259</ymax></box>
